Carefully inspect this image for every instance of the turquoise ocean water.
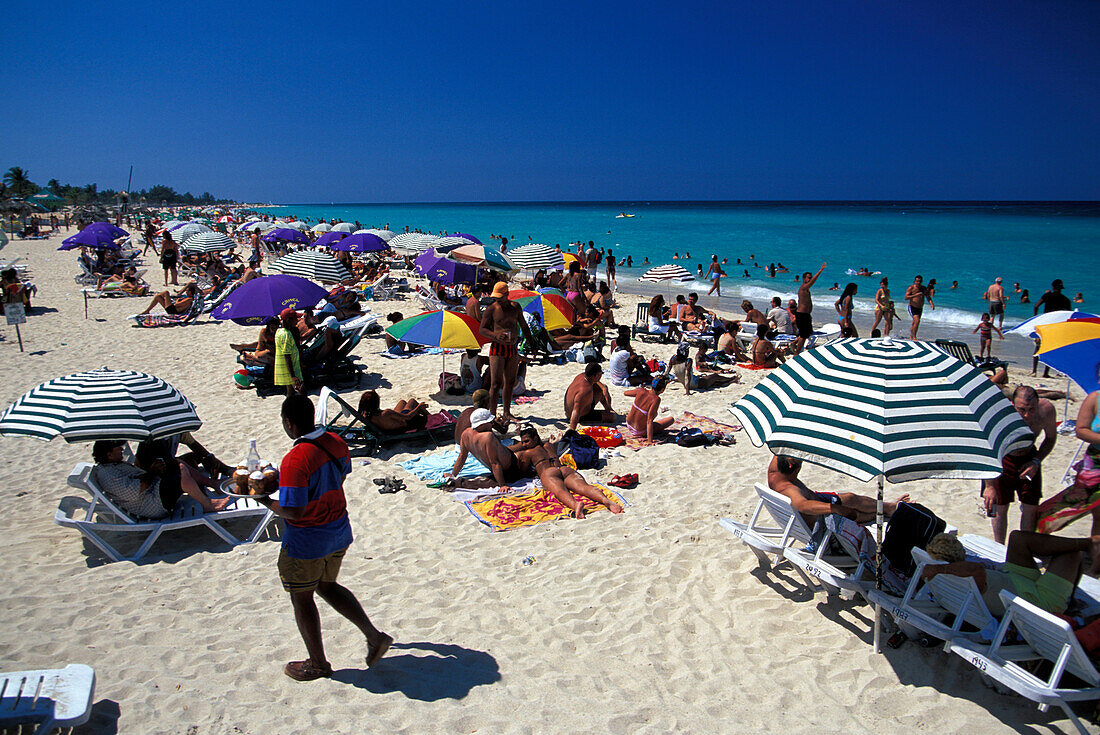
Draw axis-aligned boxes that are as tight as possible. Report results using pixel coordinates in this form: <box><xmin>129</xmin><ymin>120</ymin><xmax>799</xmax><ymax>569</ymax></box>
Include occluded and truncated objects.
<box><xmin>269</xmin><ymin>202</ymin><xmax>1098</xmax><ymax>358</ymax></box>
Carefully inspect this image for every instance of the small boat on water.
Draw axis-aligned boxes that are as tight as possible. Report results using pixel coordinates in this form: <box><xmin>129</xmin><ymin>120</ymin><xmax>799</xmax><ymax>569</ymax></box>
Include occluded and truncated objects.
<box><xmin>615</xmin><ymin>212</ymin><xmax>635</xmax><ymax>218</ymax></box>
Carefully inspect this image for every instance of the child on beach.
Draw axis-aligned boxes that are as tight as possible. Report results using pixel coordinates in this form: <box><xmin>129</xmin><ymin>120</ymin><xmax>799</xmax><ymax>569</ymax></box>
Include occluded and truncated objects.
<box><xmin>972</xmin><ymin>312</ymin><xmax>1003</xmax><ymax>359</ymax></box>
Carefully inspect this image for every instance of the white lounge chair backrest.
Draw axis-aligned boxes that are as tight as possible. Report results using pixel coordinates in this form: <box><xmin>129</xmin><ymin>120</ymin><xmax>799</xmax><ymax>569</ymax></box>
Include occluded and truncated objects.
<box><xmin>755</xmin><ymin>483</ymin><xmax>815</xmax><ymax>546</ymax></box>
<box><xmin>913</xmin><ymin>547</ymin><xmax>995</xmax><ymax>633</ymax></box>
<box><xmin>1000</xmin><ymin>590</ymin><xmax>1100</xmax><ymax>688</ymax></box>
<box><xmin>0</xmin><ymin>664</ymin><xmax>95</xmax><ymax>731</ymax></box>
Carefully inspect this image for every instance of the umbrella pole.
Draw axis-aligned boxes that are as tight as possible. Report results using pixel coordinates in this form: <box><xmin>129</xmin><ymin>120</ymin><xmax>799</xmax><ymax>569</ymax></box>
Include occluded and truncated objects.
<box><xmin>874</xmin><ymin>474</ymin><xmax>884</xmax><ymax>654</ymax></box>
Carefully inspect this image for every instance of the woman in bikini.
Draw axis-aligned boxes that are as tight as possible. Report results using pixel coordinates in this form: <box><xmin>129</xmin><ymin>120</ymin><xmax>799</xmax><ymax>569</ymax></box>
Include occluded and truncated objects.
<box><xmin>871</xmin><ymin>277</ymin><xmax>892</xmax><ymax>336</ymax></box>
<box><xmin>835</xmin><ymin>282</ymin><xmax>858</xmax><ymax>338</ymax></box>
<box><xmin>231</xmin><ymin>317</ymin><xmax>280</xmax><ymax>366</ymax></box>
<box><xmin>160</xmin><ymin>230</ymin><xmax>179</xmax><ymax>286</ymax></box>
<box><xmin>514</xmin><ymin>426</ymin><xmax>623</xmax><ymax>518</ymax></box>
<box><xmin>624</xmin><ymin>377</ymin><xmax>675</xmax><ymax>443</ymax></box>
<box><xmin>357</xmin><ymin>390</ymin><xmax>429</xmax><ymax>433</ymax></box>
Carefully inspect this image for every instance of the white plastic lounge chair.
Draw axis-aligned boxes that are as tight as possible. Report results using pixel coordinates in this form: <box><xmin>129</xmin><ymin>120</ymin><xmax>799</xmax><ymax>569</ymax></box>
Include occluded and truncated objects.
<box><xmin>720</xmin><ymin>483</ymin><xmax>870</xmax><ymax>598</ymax></box>
<box><xmin>358</xmin><ymin>273</ymin><xmax>393</xmax><ymax>301</ymax></box>
<box><xmin>949</xmin><ymin>591</ymin><xmax>1100</xmax><ymax>735</ymax></box>
<box><xmin>417</xmin><ymin>284</ymin><xmax>449</xmax><ymax>312</ymax></box>
<box><xmin>54</xmin><ymin>462</ymin><xmax>276</xmax><ymax>563</ymax></box>
<box><xmin>865</xmin><ymin>546</ymin><xmax>998</xmax><ymax>646</ymax></box>
<box><xmin>0</xmin><ymin>664</ymin><xmax>95</xmax><ymax>732</ymax></box>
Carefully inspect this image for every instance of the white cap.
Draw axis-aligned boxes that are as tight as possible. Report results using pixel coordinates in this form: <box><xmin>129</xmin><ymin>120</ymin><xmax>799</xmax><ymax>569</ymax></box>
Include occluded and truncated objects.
<box><xmin>321</xmin><ymin>316</ymin><xmax>339</xmax><ymax>330</ymax></box>
<box><xmin>470</xmin><ymin>408</ymin><xmax>494</xmax><ymax>429</ymax></box>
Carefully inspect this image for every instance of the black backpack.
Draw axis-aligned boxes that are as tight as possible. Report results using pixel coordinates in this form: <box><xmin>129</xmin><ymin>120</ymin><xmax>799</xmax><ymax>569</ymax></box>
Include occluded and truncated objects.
<box><xmin>881</xmin><ymin>502</ymin><xmax>947</xmax><ymax>577</ymax></box>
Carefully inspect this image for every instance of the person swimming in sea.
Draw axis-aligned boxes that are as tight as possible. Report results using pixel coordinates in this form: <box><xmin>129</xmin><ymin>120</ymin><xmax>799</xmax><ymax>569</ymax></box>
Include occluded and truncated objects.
<box><xmin>828</xmin><ymin>282</ymin><xmax>839</xmax><ymax>291</ymax></box>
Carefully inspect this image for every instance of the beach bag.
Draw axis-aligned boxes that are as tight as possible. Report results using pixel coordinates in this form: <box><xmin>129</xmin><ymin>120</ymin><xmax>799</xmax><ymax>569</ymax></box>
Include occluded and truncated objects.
<box><xmin>673</xmin><ymin>427</ymin><xmax>711</xmax><ymax>447</ymax></box>
<box><xmin>555</xmin><ymin>430</ymin><xmax>600</xmax><ymax>469</ymax></box>
<box><xmin>438</xmin><ymin>372</ymin><xmax>464</xmax><ymax>395</ymax></box>
<box><xmin>881</xmin><ymin>502</ymin><xmax>947</xmax><ymax>577</ymax></box>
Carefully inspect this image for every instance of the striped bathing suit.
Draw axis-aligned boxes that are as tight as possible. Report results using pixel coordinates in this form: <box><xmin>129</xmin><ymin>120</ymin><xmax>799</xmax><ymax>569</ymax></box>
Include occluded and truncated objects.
<box><xmin>490</xmin><ymin>341</ymin><xmax>518</xmax><ymax>358</ymax></box>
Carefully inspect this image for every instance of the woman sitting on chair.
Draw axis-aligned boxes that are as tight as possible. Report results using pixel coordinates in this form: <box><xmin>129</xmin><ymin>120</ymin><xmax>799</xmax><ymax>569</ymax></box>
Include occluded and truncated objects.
<box><xmin>231</xmin><ymin>316</ymin><xmax>279</xmax><ymax>366</ymax></box>
<box><xmin>136</xmin><ymin>282</ymin><xmax>199</xmax><ymax>315</ymax></box>
<box><xmin>357</xmin><ymin>390</ymin><xmax>429</xmax><ymax>433</ymax></box>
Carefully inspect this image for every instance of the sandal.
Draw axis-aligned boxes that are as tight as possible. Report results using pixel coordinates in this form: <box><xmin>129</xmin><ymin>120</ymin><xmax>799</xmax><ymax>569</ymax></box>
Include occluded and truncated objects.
<box><xmin>284</xmin><ymin>659</ymin><xmax>333</xmax><ymax>682</ymax></box>
<box><xmin>378</xmin><ymin>476</ymin><xmax>405</xmax><ymax>494</ymax></box>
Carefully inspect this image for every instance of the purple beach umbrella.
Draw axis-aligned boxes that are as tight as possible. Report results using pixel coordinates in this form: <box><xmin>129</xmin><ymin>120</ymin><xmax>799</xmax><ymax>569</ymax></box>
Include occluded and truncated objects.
<box><xmin>262</xmin><ymin>228</ymin><xmax>311</xmax><ymax>245</ymax></box>
<box><xmin>59</xmin><ymin>228</ymin><xmax>122</xmax><ymax>250</ymax></box>
<box><xmin>210</xmin><ymin>274</ymin><xmax>328</xmax><ymax>326</ymax></box>
<box><xmin>314</xmin><ymin>231</ymin><xmax>350</xmax><ymax>248</ymax></box>
<box><xmin>414</xmin><ymin>249</ymin><xmax>478</xmax><ymax>285</ymax></box>
<box><xmin>329</xmin><ymin>232</ymin><xmax>388</xmax><ymax>253</ymax></box>
<box><xmin>85</xmin><ymin>222</ymin><xmax>129</xmax><ymax>238</ymax></box>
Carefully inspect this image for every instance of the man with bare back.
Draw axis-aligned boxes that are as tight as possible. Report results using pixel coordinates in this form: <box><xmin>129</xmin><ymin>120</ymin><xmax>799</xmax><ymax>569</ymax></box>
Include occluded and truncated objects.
<box><xmin>564</xmin><ymin>362</ymin><xmax>615</xmax><ymax>430</ymax></box>
<box><xmin>982</xmin><ymin>385</ymin><xmax>1058</xmax><ymax>544</ymax></box>
<box><xmin>445</xmin><ymin>409</ymin><xmax>532</xmax><ymax>489</ymax></box>
<box><xmin>904</xmin><ymin>274</ymin><xmax>934</xmax><ymax>340</ymax></box>
<box><xmin>479</xmin><ymin>282</ymin><xmax>531</xmax><ymax>423</ymax></box>
<box><xmin>513</xmin><ymin>426</ymin><xmax>623</xmax><ymax>518</ymax></box>
<box><xmin>794</xmin><ymin>262</ymin><xmax>826</xmax><ymax>354</ymax></box>
<box><xmin>768</xmin><ymin>455</ymin><xmax>909</xmax><ymax>529</ymax></box>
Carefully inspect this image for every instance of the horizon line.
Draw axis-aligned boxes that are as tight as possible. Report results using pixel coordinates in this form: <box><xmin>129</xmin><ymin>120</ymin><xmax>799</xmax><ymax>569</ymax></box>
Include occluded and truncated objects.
<box><xmin>267</xmin><ymin>199</ymin><xmax>1100</xmax><ymax>206</ymax></box>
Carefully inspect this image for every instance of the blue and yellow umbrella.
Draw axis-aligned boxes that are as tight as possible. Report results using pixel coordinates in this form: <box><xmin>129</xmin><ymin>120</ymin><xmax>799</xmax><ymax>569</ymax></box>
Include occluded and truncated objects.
<box><xmin>1036</xmin><ymin>318</ymin><xmax>1100</xmax><ymax>394</ymax></box>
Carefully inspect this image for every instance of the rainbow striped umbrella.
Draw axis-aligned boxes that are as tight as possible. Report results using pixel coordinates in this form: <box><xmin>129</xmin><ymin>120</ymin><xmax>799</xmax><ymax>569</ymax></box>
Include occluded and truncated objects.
<box><xmin>509</xmin><ymin>289</ymin><xmax>572</xmax><ymax>330</ymax></box>
<box><xmin>1036</xmin><ymin>318</ymin><xmax>1100</xmax><ymax>394</ymax></box>
<box><xmin>386</xmin><ymin>310</ymin><xmax>488</xmax><ymax>349</ymax></box>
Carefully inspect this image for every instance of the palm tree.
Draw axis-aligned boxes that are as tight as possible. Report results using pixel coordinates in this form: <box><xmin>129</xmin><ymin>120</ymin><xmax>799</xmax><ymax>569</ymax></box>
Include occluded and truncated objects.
<box><xmin>3</xmin><ymin>167</ymin><xmax>35</xmax><ymax>199</ymax></box>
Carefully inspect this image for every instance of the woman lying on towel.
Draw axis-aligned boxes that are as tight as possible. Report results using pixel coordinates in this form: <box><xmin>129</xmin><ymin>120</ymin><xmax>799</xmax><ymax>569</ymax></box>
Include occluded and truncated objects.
<box><xmin>357</xmin><ymin>390</ymin><xmax>429</xmax><ymax>433</ymax></box>
<box><xmin>90</xmin><ymin>440</ymin><xmax>230</xmax><ymax>519</ymax></box>
<box><xmin>514</xmin><ymin>425</ymin><xmax>623</xmax><ymax>518</ymax></box>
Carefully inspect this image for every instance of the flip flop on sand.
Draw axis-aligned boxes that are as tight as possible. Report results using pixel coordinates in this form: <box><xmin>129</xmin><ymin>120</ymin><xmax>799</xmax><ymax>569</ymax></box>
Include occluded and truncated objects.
<box><xmin>608</xmin><ymin>474</ymin><xmax>638</xmax><ymax>489</ymax></box>
<box><xmin>284</xmin><ymin>659</ymin><xmax>333</xmax><ymax>682</ymax></box>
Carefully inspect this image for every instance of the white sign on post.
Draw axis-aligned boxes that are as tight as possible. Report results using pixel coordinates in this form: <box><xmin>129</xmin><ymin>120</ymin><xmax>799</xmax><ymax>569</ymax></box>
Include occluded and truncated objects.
<box><xmin>5</xmin><ymin>302</ymin><xmax>26</xmax><ymax>325</ymax></box>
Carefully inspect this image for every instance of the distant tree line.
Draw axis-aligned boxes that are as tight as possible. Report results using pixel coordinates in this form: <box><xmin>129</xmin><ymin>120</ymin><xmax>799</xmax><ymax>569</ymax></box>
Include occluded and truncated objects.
<box><xmin>2</xmin><ymin>166</ymin><xmax>235</xmax><ymax>206</ymax></box>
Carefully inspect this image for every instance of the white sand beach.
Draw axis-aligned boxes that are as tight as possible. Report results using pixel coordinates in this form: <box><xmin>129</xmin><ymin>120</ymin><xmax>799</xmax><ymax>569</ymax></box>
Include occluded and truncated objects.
<box><xmin>0</xmin><ymin>229</ymin><xmax>1093</xmax><ymax>734</ymax></box>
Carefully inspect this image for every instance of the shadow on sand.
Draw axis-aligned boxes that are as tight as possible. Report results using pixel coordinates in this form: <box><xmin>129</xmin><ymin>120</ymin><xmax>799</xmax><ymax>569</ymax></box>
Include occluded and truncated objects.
<box><xmin>332</xmin><ymin>641</ymin><xmax>500</xmax><ymax>701</ymax></box>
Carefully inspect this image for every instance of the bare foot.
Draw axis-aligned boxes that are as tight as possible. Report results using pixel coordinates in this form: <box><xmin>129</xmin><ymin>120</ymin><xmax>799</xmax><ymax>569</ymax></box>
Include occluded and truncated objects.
<box><xmin>1090</xmin><ymin>537</ymin><xmax>1100</xmax><ymax>575</ymax></box>
<box><xmin>208</xmin><ymin>497</ymin><xmax>232</xmax><ymax>512</ymax></box>
<box><xmin>367</xmin><ymin>632</ymin><xmax>393</xmax><ymax>668</ymax></box>
<box><xmin>572</xmin><ymin>503</ymin><xmax>586</xmax><ymax>519</ymax></box>
<box><xmin>607</xmin><ymin>502</ymin><xmax>624</xmax><ymax>514</ymax></box>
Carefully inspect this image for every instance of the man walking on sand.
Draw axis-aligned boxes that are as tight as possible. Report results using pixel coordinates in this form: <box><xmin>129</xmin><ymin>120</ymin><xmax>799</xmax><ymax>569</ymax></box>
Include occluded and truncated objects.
<box><xmin>984</xmin><ymin>277</ymin><xmax>1006</xmax><ymax>330</ymax></box>
<box><xmin>257</xmin><ymin>395</ymin><xmax>392</xmax><ymax>681</ymax></box>
<box><xmin>793</xmin><ymin>262</ymin><xmax>827</xmax><ymax>354</ymax></box>
<box><xmin>904</xmin><ymin>274</ymin><xmax>934</xmax><ymax>340</ymax></box>
<box><xmin>479</xmin><ymin>282</ymin><xmax>531</xmax><ymax>423</ymax></box>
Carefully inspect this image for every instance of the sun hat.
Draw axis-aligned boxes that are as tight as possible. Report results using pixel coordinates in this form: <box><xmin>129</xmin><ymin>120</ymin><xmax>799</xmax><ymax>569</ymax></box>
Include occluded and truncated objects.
<box><xmin>492</xmin><ymin>282</ymin><xmax>509</xmax><ymax>298</ymax></box>
<box><xmin>321</xmin><ymin>316</ymin><xmax>339</xmax><ymax>330</ymax></box>
<box><xmin>470</xmin><ymin>408</ymin><xmax>494</xmax><ymax>429</ymax></box>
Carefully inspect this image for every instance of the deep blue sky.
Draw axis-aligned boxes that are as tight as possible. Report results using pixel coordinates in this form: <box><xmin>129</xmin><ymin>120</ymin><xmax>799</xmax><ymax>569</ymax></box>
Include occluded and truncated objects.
<box><xmin>4</xmin><ymin>1</ymin><xmax>1098</xmax><ymax>201</ymax></box>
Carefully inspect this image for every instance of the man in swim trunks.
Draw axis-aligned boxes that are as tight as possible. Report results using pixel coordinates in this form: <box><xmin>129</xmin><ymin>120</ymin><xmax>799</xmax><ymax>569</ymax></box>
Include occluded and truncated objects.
<box><xmin>794</xmin><ymin>262</ymin><xmax>827</xmax><ymax>354</ymax></box>
<box><xmin>904</xmin><ymin>275</ymin><xmax>933</xmax><ymax>340</ymax></box>
<box><xmin>513</xmin><ymin>426</ymin><xmax>623</xmax><ymax>518</ymax></box>
<box><xmin>921</xmin><ymin>530</ymin><xmax>1100</xmax><ymax>617</ymax></box>
<box><xmin>564</xmin><ymin>362</ymin><xmax>615</xmax><ymax>430</ymax></box>
<box><xmin>767</xmin><ymin>455</ymin><xmax>909</xmax><ymax>530</ymax></box>
<box><xmin>983</xmin><ymin>385</ymin><xmax>1058</xmax><ymax>544</ymax></box>
<box><xmin>479</xmin><ymin>282</ymin><xmax>531</xmax><ymax>423</ymax></box>
<box><xmin>984</xmin><ymin>276</ymin><xmax>1006</xmax><ymax>330</ymax></box>
<box><xmin>447</xmin><ymin>408</ymin><xmax>532</xmax><ymax>489</ymax></box>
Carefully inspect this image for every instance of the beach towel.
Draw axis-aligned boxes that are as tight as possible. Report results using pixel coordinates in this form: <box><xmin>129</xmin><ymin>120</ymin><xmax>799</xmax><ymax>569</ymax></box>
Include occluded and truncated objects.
<box><xmin>129</xmin><ymin>312</ymin><xmax>189</xmax><ymax>327</ymax></box>
<box><xmin>621</xmin><ymin>411</ymin><xmax>741</xmax><ymax>451</ymax></box>
<box><xmin>450</xmin><ymin>478</ymin><xmax>542</xmax><ymax>504</ymax></box>
<box><xmin>1037</xmin><ymin>457</ymin><xmax>1100</xmax><ymax>534</ymax></box>
<box><xmin>398</xmin><ymin>448</ymin><xmax>491</xmax><ymax>483</ymax></box>
<box><xmin>465</xmin><ymin>483</ymin><xmax>626</xmax><ymax>531</ymax></box>
<box><xmin>736</xmin><ymin>362</ymin><xmax>774</xmax><ymax>370</ymax></box>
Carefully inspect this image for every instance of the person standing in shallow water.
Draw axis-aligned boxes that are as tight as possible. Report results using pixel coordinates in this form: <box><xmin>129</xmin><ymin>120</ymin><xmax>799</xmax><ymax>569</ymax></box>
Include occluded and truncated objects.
<box><xmin>705</xmin><ymin>255</ymin><xmax>723</xmax><ymax>296</ymax></box>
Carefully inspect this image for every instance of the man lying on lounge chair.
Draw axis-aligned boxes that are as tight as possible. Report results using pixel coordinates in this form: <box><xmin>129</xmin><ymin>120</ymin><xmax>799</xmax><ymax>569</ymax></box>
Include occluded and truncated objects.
<box><xmin>922</xmin><ymin>531</ymin><xmax>1100</xmax><ymax>616</ymax></box>
<box><xmin>768</xmin><ymin>455</ymin><xmax>909</xmax><ymax>528</ymax></box>
<box><xmin>357</xmin><ymin>390</ymin><xmax>429</xmax><ymax>433</ymax></box>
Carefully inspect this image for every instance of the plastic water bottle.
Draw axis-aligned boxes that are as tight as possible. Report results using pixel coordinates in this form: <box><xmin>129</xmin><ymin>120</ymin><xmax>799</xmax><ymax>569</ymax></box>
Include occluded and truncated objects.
<box><xmin>246</xmin><ymin>439</ymin><xmax>261</xmax><ymax>473</ymax></box>
<box><xmin>522</xmin><ymin>556</ymin><xmax>534</xmax><ymax>566</ymax></box>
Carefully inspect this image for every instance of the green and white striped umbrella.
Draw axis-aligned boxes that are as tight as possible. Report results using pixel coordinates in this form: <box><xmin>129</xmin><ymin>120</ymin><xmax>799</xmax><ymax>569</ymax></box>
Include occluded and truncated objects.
<box><xmin>0</xmin><ymin>368</ymin><xmax>202</xmax><ymax>442</ymax></box>
<box><xmin>180</xmin><ymin>231</ymin><xmax>235</xmax><ymax>253</ymax></box>
<box><xmin>729</xmin><ymin>338</ymin><xmax>1032</xmax><ymax>483</ymax></box>
<box><xmin>269</xmin><ymin>250</ymin><xmax>351</xmax><ymax>284</ymax></box>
